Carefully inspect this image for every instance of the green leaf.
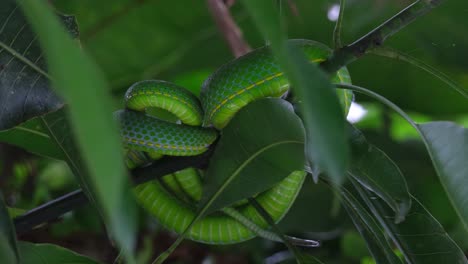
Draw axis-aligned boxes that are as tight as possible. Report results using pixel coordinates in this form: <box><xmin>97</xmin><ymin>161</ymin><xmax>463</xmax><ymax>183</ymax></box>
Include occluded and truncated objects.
<box><xmin>0</xmin><ymin>192</ymin><xmax>19</xmax><ymax>264</ymax></box>
<box><xmin>154</xmin><ymin>99</ymin><xmax>305</xmax><ymax>263</ymax></box>
<box><xmin>348</xmin><ymin>124</ymin><xmax>411</xmax><ymax>223</ymax></box>
<box><xmin>241</xmin><ymin>0</ymin><xmax>349</xmax><ymax>185</ymax></box>
<box><xmin>338</xmin><ymin>84</ymin><xmax>468</xmax><ymax>233</ymax></box>
<box><xmin>417</xmin><ymin>122</ymin><xmax>468</xmax><ymax>231</ymax></box>
<box><xmin>357</xmin><ymin>186</ymin><xmax>468</xmax><ymax>264</ymax></box>
<box><xmin>18</xmin><ymin>242</ymin><xmax>101</xmax><ymax>264</ymax></box>
<box><xmin>341</xmin><ymin>186</ymin><xmax>402</xmax><ymax>264</ymax></box>
<box><xmin>17</xmin><ymin>0</ymin><xmax>137</xmax><ymax>261</ymax></box>
<box><xmin>201</xmin><ymin>98</ymin><xmax>305</xmax><ymax>214</ymax></box>
<box><xmin>369</xmin><ymin>47</ymin><xmax>468</xmax><ymax>99</ymax></box>
<box><xmin>0</xmin><ymin>114</ymin><xmax>64</xmax><ymax>160</ymax></box>
<box><xmin>0</xmin><ymin>0</ymin><xmax>78</xmax><ymax>130</ymax></box>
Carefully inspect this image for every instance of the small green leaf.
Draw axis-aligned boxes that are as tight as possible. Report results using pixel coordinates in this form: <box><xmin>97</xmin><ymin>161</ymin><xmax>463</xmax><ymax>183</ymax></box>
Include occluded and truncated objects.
<box><xmin>18</xmin><ymin>242</ymin><xmax>101</xmax><ymax>264</ymax></box>
<box><xmin>241</xmin><ymin>0</ymin><xmax>349</xmax><ymax>185</ymax></box>
<box><xmin>201</xmin><ymin>98</ymin><xmax>305</xmax><ymax>214</ymax></box>
<box><xmin>0</xmin><ymin>0</ymin><xmax>78</xmax><ymax>130</ymax></box>
<box><xmin>348</xmin><ymin>124</ymin><xmax>411</xmax><ymax>223</ymax></box>
<box><xmin>0</xmin><ymin>114</ymin><xmax>64</xmax><ymax>160</ymax></box>
<box><xmin>0</xmin><ymin>192</ymin><xmax>19</xmax><ymax>264</ymax></box>
<box><xmin>417</xmin><ymin>122</ymin><xmax>468</xmax><ymax>231</ymax></box>
<box><xmin>17</xmin><ymin>0</ymin><xmax>137</xmax><ymax>261</ymax></box>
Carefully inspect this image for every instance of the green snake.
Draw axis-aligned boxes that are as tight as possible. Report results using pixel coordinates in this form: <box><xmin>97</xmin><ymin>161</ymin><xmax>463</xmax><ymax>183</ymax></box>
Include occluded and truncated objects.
<box><xmin>114</xmin><ymin>39</ymin><xmax>352</xmax><ymax>245</ymax></box>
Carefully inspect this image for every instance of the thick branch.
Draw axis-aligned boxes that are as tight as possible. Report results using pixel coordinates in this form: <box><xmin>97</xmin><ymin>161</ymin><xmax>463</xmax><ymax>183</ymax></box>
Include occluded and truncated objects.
<box><xmin>14</xmin><ymin>146</ymin><xmax>215</xmax><ymax>235</ymax></box>
<box><xmin>207</xmin><ymin>0</ymin><xmax>251</xmax><ymax>57</ymax></box>
<box><xmin>321</xmin><ymin>0</ymin><xmax>445</xmax><ymax>73</ymax></box>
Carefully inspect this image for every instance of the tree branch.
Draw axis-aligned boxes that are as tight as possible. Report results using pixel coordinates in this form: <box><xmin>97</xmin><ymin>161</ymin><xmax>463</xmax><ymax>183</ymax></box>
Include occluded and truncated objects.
<box><xmin>321</xmin><ymin>0</ymin><xmax>445</xmax><ymax>73</ymax></box>
<box><xmin>14</xmin><ymin>146</ymin><xmax>215</xmax><ymax>235</ymax></box>
<box><xmin>207</xmin><ymin>0</ymin><xmax>251</xmax><ymax>57</ymax></box>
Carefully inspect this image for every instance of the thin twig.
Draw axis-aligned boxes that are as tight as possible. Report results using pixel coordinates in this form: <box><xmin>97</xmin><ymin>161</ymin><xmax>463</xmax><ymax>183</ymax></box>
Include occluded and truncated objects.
<box><xmin>322</xmin><ymin>0</ymin><xmax>446</xmax><ymax>73</ymax></box>
<box><xmin>333</xmin><ymin>0</ymin><xmax>346</xmax><ymax>49</ymax></box>
<box><xmin>207</xmin><ymin>0</ymin><xmax>251</xmax><ymax>57</ymax></box>
<box><xmin>13</xmin><ymin>146</ymin><xmax>215</xmax><ymax>235</ymax></box>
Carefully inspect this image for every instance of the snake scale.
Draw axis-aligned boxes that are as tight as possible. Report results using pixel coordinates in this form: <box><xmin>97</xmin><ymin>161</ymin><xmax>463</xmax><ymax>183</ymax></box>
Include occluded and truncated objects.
<box><xmin>114</xmin><ymin>39</ymin><xmax>352</xmax><ymax>245</ymax></box>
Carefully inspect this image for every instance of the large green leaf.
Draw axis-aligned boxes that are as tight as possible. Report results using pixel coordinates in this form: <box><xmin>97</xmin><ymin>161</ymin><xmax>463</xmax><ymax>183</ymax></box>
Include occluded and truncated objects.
<box><xmin>18</xmin><ymin>242</ymin><xmax>101</xmax><ymax>264</ymax></box>
<box><xmin>0</xmin><ymin>0</ymin><xmax>78</xmax><ymax>130</ymax></box>
<box><xmin>17</xmin><ymin>0</ymin><xmax>137</xmax><ymax>261</ymax></box>
<box><xmin>357</xmin><ymin>185</ymin><xmax>468</xmax><ymax>264</ymax></box>
<box><xmin>201</xmin><ymin>98</ymin><xmax>305</xmax><ymax>214</ymax></box>
<box><xmin>0</xmin><ymin>192</ymin><xmax>19</xmax><ymax>264</ymax></box>
<box><xmin>241</xmin><ymin>0</ymin><xmax>349</xmax><ymax>185</ymax></box>
<box><xmin>348</xmin><ymin>124</ymin><xmax>411</xmax><ymax>223</ymax></box>
<box><xmin>417</xmin><ymin>122</ymin><xmax>468</xmax><ymax>230</ymax></box>
<box><xmin>0</xmin><ymin>114</ymin><xmax>64</xmax><ymax>160</ymax></box>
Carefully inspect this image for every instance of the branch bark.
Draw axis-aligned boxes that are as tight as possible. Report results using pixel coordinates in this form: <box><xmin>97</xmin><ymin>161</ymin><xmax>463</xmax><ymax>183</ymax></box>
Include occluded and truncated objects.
<box><xmin>321</xmin><ymin>0</ymin><xmax>445</xmax><ymax>73</ymax></box>
<box><xmin>207</xmin><ymin>0</ymin><xmax>251</xmax><ymax>57</ymax></box>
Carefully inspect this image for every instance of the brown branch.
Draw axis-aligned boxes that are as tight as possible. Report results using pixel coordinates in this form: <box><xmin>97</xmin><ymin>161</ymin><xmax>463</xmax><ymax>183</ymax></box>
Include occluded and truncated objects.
<box><xmin>207</xmin><ymin>0</ymin><xmax>251</xmax><ymax>57</ymax></box>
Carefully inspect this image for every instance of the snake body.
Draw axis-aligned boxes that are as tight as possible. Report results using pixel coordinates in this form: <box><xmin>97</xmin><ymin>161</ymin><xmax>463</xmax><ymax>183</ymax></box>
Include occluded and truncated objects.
<box><xmin>115</xmin><ymin>39</ymin><xmax>352</xmax><ymax>244</ymax></box>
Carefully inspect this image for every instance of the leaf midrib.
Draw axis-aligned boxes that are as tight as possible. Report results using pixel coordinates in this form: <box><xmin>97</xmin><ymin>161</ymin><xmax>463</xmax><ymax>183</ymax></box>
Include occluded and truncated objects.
<box><xmin>203</xmin><ymin>139</ymin><xmax>304</xmax><ymax>213</ymax></box>
<box><xmin>0</xmin><ymin>40</ymin><xmax>50</xmax><ymax>79</ymax></box>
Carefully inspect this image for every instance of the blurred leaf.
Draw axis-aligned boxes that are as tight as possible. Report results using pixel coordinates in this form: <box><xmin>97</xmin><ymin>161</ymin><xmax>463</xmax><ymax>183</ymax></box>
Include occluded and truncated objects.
<box><xmin>348</xmin><ymin>125</ymin><xmax>411</xmax><ymax>223</ymax></box>
<box><xmin>0</xmin><ymin>114</ymin><xmax>64</xmax><ymax>159</ymax></box>
<box><xmin>241</xmin><ymin>0</ymin><xmax>348</xmax><ymax>185</ymax></box>
<box><xmin>417</xmin><ymin>122</ymin><xmax>468</xmax><ymax>231</ymax></box>
<box><xmin>18</xmin><ymin>242</ymin><xmax>101</xmax><ymax>264</ymax></box>
<box><xmin>0</xmin><ymin>192</ymin><xmax>19</xmax><ymax>264</ymax></box>
<box><xmin>279</xmin><ymin>253</ymin><xmax>325</xmax><ymax>264</ymax></box>
<box><xmin>369</xmin><ymin>47</ymin><xmax>468</xmax><ymax>99</ymax></box>
<box><xmin>341</xmin><ymin>231</ymin><xmax>370</xmax><ymax>262</ymax></box>
<box><xmin>18</xmin><ymin>0</ymin><xmax>137</xmax><ymax>261</ymax></box>
<box><xmin>201</xmin><ymin>98</ymin><xmax>304</xmax><ymax>214</ymax></box>
<box><xmin>53</xmin><ymin>0</ymin><xmax>224</xmax><ymax>89</ymax></box>
<box><xmin>6</xmin><ymin>207</ymin><xmax>26</xmax><ymax>219</ymax></box>
<box><xmin>0</xmin><ymin>0</ymin><xmax>79</xmax><ymax>130</ymax></box>
<box><xmin>341</xmin><ymin>186</ymin><xmax>402</xmax><ymax>264</ymax></box>
<box><xmin>357</xmin><ymin>185</ymin><xmax>468</xmax><ymax>264</ymax></box>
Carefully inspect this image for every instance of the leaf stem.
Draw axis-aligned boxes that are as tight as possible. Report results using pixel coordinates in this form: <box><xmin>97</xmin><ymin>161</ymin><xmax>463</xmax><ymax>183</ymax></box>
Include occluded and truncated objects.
<box><xmin>332</xmin><ymin>0</ymin><xmax>346</xmax><ymax>49</ymax></box>
<box><xmin>334</xmin><ymin>83</ymin><xmax>418</xmax><ymax>130</ymax></box>
<box><xmin>322</xmin><ymin>0</ymin><xmax>446</xmax><ymax>73</ymax></box>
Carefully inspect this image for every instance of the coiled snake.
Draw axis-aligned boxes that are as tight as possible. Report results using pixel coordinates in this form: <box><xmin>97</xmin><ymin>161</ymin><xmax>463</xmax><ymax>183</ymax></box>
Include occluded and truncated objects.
<box><xmin>114</xmin><ymin>39</ymin><xmax>351</xmax><ymax>245</ymax></box>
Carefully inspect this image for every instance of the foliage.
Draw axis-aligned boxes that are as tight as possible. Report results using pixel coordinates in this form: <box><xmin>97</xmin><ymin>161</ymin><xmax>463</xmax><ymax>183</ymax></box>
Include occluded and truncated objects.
<box><xmin>1</xmin><ymin>0</ymin><xmax>467</xmax><ymax>263</ymax></box>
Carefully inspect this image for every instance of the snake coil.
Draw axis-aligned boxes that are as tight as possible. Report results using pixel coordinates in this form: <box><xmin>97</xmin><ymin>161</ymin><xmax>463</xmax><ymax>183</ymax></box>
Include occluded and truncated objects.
<box><xmin>115</xmin><ymin>39</ymin><xmax>352</xmax><ymax>245</ymax></box>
